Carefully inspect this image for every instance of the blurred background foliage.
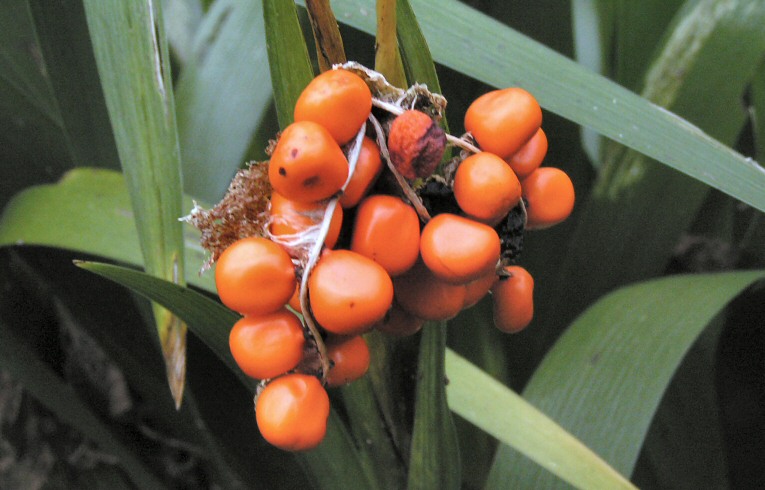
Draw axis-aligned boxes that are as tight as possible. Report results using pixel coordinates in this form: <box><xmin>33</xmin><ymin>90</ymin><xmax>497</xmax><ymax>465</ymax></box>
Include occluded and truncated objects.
<box><xmin>0</xmin><ymin>0</ymin><xmax>763</xmax><ymax>488</ymax></box>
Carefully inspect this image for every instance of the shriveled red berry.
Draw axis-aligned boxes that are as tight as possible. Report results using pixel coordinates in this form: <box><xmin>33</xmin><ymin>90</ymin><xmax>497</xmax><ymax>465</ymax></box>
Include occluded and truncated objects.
<box><xmin>388</xmin><ymin>110</ymin><xmax>446</xmax><ymax>179</ymax></box>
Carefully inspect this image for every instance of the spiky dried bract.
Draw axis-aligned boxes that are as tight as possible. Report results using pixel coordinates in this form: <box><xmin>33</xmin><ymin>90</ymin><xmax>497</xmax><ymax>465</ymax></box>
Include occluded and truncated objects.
<box><xmin>183</xmin><ymin>163</ymin><xmax>271</xmax><ymax>270</ymax></box>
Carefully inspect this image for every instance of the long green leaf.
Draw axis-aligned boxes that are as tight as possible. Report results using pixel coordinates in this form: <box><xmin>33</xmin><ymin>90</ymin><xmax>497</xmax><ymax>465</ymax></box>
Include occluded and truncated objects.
<box><xmin>445</xmin><ymin>349</ymin><xmax>635</xmax><ymax>490</ymax></box>
<box><xmin>0</xmin><ymin>168</ymin><xmax>214</xmax><ymax>293</ymax></box>
<box><xmin>83</xmin><ymin>0</ymin><xmax>188</xmax><ymax>406</ymax></box>
<box><xmin>486</xmin><ymin>271</ymin><xmax>765</xmax><ymax>488</ymax></box>
<box><xmin>175</xmin><ymin>0</ymin><xmax>272</xmax><ymax>202</ymax></box>
<box><xmin>76</xmin><ymin>261</ymin><xmax>379</xmax><ymax>490</ymax></box>
<box><xmin>408</xmin><ymin>323</ymin><xmax>461</xmax><ymax>490</ymax></box>
<box><xmin>0</xmin><ymin>321</ymin><xmax>167</xmax><ymax>490</ymax></box>
<box><xmin>263</xmin><ymin>0</ymin><xmax>313</xmax><ymax>128</ymax></box>
<box><xmin>312</xmin><ymin>0</ymin><xmax>765</xmax><ymax>213</ymax></box>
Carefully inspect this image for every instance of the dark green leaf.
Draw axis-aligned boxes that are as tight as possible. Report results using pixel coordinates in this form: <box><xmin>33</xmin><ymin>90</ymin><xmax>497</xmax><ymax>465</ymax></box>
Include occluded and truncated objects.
<box><xmin>263</xmin><ymin>0</ymin><xmax>313</xmax><ymax>128</ymax></box>
<box><xmin>487</xmin><ymin>271</ymin><xmax>765</xmax><ymax>488</ymax></box>
<box><xmin>408</xmin><ymin>323</ymin><xmax>461</xmax><ymax>490</ymax></box>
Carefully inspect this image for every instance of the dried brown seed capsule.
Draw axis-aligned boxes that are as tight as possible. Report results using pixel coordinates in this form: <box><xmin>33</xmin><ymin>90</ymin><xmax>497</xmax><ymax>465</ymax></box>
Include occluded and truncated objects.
<box><xmin>387</xmin><ymin>110</ymin><xmax>446</xmax><ymax>179</ymax></box>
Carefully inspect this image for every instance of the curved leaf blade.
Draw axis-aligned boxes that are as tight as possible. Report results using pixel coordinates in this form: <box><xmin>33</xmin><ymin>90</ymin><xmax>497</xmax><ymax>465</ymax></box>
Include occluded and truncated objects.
<box><xmin>316</xmin><ymin>0</ymin><xmax>765</xmax><ymax>213</ymax></box>
<box><xmin>487</xmin><ymin>271</ymin><xmax>765</xmax><ymax>488</ymax></box>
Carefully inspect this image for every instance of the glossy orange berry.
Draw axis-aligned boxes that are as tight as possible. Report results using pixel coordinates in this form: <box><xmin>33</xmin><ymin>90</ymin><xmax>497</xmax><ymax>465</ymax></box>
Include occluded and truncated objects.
<box><xmin>339</xmin><ymin>137</ymin><xmax>383</xmax><ymax>208</ymax></box>
<box><xmin>388</xmin><ymin>110</ymin><xmax>446</xmax><ymax>179</ymax></box>
<box><xmin>453</xmin><ymin>152</ymin><xmax>522</xmax><ymax>225</ymax></box>
<box><xmin>374</xmin><ymin>302</ymin><xmax>425</xmax><ymax>336</ymax></box>
<box><xmin>419</xmin><ymin>213</ymin><xmax>501</xmax><ymax>284</ymax></box>
<box><xmin>491</xmin><ymin>266</ymin><xmax>534</xmax><ymax>333</ymax></box>
<box><xmin>287</xmin><ymin>283</ymin><xmax>303</xmax><ymax>315</ymax></box>
<box><xmin>394</xmin><ymin>260</ymin><xmax>467</xmax><ymax>321</ymax></box>
<box><xmin>229</xmin><ymin>309</ymin><xmax>305</xmax><ymax>380</ymax></box>
<box><xmin>308</xmin><ymin>250</ymin><xmax>394</xmax><ymax>335</ymax></box>
<box><xmin>464</xmin><ymin>87</ymin><xmax>542</xmax><ymax>158</ymax></box>
<box><xmin>506</xmin><ymin>127</ymin><xmax>547</xmax><ymax>179</ymax></box>
<box><xmin>269</xmin><ymin>191</ymin><xmax>343</xmax><ymax>249</ymax></box>
<box><xmin>256</xmin><ymin>374</ymin><xmax>330</xmax><ymax>451</ymax></box>
<box><xmin>462</xmin><ymin>269</ymin><xmax>498</xmax><ymax>309</ymax></box>
<box><xmin>325</xmin><ymin>335</ymin><xmax>371</xmax><ymax>387</ymax></box>
<box><xmin>215</xmin><ymin>237</ymin><xmax>296</xmax><ymax>316</ymax></box>
<box><xmin>521</xmin><ymin>167</ymin><xmax>575</xmax><ymax>229</ymax></box>
<box><xmin>294</xmin><ymin>69</ymin><xmax>372</xmax><ymax>145</ymax></box>
<box><xmin>351</xmin><ymin>195</ymin><xmax>420</xmax><ymax>276</ymax></box>
<box><xmin>269</xmin><ymin>121</ymin><xmax>348</xmax><ymax>203</ymax></box>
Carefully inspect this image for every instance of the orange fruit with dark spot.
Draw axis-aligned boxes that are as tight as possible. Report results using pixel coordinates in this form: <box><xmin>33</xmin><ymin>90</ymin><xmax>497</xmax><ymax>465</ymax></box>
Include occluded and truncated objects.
<box><xmin>465</xmin><ymin>87</ymin><xmax>542</xmax><ymax>158</ymax></box>
<box><xmin>308</xmin><ymin>250</ymin><xmax>394</xmax><ymax>335</ymax></box>
<box><xmin>491</xmin><ymin>265</ymin><xmax>534</xmax><ymax>333</ymax></box>
<box><xmin>419</xmin><ymin>213</ymin><xmax>501</xmax><ymax>284</ymax></box>
<box><xmin>256</xmin><ymin>374</ymin><xmax>329</xmax><ymax>451</ymax></box>
<box><xmin>325</xmin><ymin>335</ymin><xmax>371</xmax><ymax>387</ymax></box>
<box><xmin>269</xmin><ymin>121</ymin><xmax>348</xmax><ymax>203</ymax></box>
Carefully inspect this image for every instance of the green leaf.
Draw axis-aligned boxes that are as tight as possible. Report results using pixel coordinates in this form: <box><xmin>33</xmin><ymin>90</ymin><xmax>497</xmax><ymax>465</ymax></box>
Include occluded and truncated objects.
<box><xmin>530</xmin><ymin>0</ymin><xmax>765</xmax><ymax>348</ymax></box>
<box><xmin>263</xmin><ymin>0</ymin><xmax>313</xmax><ymax>128</ymax></box>
<box><xmin>0</xmin><ymin>321</ymin><xmax>167</xmax><ymax>490</ymax></box>
<box><xmin>486</xmin><ymin>271</ymin><xmax>765</xmax><ymax>488</ymax></box>
<box><xmin>27</xmin><ymin>0</ymin><xmax>121</xmax><ymax>170</ymax></box>
<box><xmin>75</xmin><ymin>260</ymin><xmax>379</xmax><ymax>490</ymax></box>
<box><xmin>396</xmin><ymin>0</ymin><xmax>439</xmax><ymax>92</ymax></box>
<box><xmin>0</xmin><ymin>168</ymin><xmax>215</xmax><ymax>293</ymax></box>
<box><xmin>312</xmin><ymin>0</ymin><xmax>765</xmax><ymax>213</ymax></box>
<box><xmin>175</xmin><ymin>0</ymin><xmax>272</xmax><ymax>202</ymax></box>
<box><xmin>83</xmin><ymin>0</ymin><xmax>188</xmax><ymax>406</ymax></box>
<box><xmin>408</xmin><ymin>323</ymin><xmax>461</xmax><ymax>489</ymax></box>
<box><xmin>162</xmin><ymin>0</ymin><xmax>204</xmax><ymax>65</ymax></box>
<box><xmin>445</xmin><ymin>349</ymin><xmax>635</xmax><ymax>490</ymax></box>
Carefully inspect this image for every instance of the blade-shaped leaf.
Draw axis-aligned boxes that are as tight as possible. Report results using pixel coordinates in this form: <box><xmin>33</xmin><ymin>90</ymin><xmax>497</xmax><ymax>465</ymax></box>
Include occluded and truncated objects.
<box><xmin>0</xmin><ymin>321</ymin><xmax>167</xmax><ymax>490</ymax></box>
<box><xmin>375</xmin><ymin>0</ymin><xmax>406</xmax><ymax>87</ymax></box>
<box><xmin>263</xmin><ymin>0</ymin><xmax>313</xmax><ymax>128</ymax></box>
<box><xmin>445</xmin><ymin>349</ymin><xmax>635</xmax><ymax>490</ymax></box>
<box><xmin>408</xmin><ymin>323</ymin><xmax>461</xmax><ymax>490</ymax></box>
<box><xmin>307</xmin><ymin>0</ymin><xmax>765</xmax><ymax>213</ymax></box>
<box><xmin>76</xmin><ymin>261</ymin><xmax>379</xmax><ymax>490</ymax></box>
<box><xmin>486</xmin><ymin>271</ymin><xmax>765</xmax><ymax>488</ymax></box>
<box><xmin>83</xmin><ymin>0</ymin><xmax>188</xmax><ymax>406</ymax></box>
<box><xmin>0</xmin><ymin>168</ymin><xmax>215</xmax><ymax>293</ymax></box>
<box><xmin>175</xmin><ymin>0</ymin><xmax>272</xmax><ymax>203</ymax></box>
<box><xmin>305</xmin><ymin>0</ymin><xmax>346</xmax><ymax>72</ymax></box>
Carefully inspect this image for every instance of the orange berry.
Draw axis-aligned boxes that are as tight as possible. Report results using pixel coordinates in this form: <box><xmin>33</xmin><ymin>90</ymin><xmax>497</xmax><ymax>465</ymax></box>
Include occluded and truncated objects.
<box><xmin>256</xmin><ymin>374</ymin><xmax>330</xmax><ymax>451</ymax></box>
<box><xmin>287</xmin><ymin>283</ymin><xmax>303</xmax><ymax>315</ymax></box>
<box><xmin>491</xmin><ymin>266</ymin><xmax>534</xmax><ymax>333</ymax></box>
<box><xmin>394</xmin><ymin>260</ymin><xmax>466</xmax><ymax>321</ymax></box>
<box><xmin>464</xmin><ymin>87</ymin><xmax>542</xmax><ymax>158</ymax></box>
<box><xmin>462</xmin><ymin>269</ymin><xmax>499</xmax><ymax>309</ymax></box>
<box><xmin>229</xmin><ymin>309</ymin><xmax>305</xmax><ymax>380</ymax></box>
<box><xmin>294</xmin><ymin>69</ymin><xmax>372</xmax><ymax>145</ymax></box>
<box><xmin>506</xmin><ymin>127</ymin><xmax>547</xmax><ymax>179</ymax></box>
<box><xmin>453</xmin><ymin>152</ymin><xmax>522</xmax><ymax>225</ymax></box>
<box><xmin>351</xmin><ymin>195</ymin><xmax>420</xmax><ymax>276</ymax></box>
<box><xmin>388</xmin><ymin>110</ymin><xmax>446</xmax><ymax>179</ymax></box>
<box><xmin>325</xmin><ymin>335</ymin><xmax>371</xmax><ymax>387</ymax></box>
<box><xmin>420</xmin><ymin>213</ymin><xmax>501</xmax><ymax>284</ymax></box>
<box><xmin>215</xmin><ymin>237</ymin><xmax>296</xmax><ymax>316</ymax></box>
<box><xmin>269</xmin><ymin>121</ymin><xmax>348</xmax><ymax>203</ymax></box>
<box><xmin>374</xmin><ymin>302</ymin><xmax>425</xmax><ymax>336</ymax></box>
<box><xmin>269</xmin><ymin>191</ymin><xmax>343</xmax><ymax>249</ymax></box>
<box><xmin>340</xmin><ymin>137</ymin><xmax>383</xmax><ymax>208</ymax></box>
<box><xmin>521</xmin><ymin>167</ymin><xmax>575</xmax><ymax>229</ymax></box>
<box><xmin>308</xmin><ymin>250</ymin><xmax>394</xmax><ymax>335</ymax></box>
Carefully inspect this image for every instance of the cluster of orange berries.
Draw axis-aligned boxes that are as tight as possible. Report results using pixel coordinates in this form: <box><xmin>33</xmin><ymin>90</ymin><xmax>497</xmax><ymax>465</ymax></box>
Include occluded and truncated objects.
<box><xmin>212</xmin><ymin>66</ymin><xmax>574</xmax><ymax>452</ymax></box>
